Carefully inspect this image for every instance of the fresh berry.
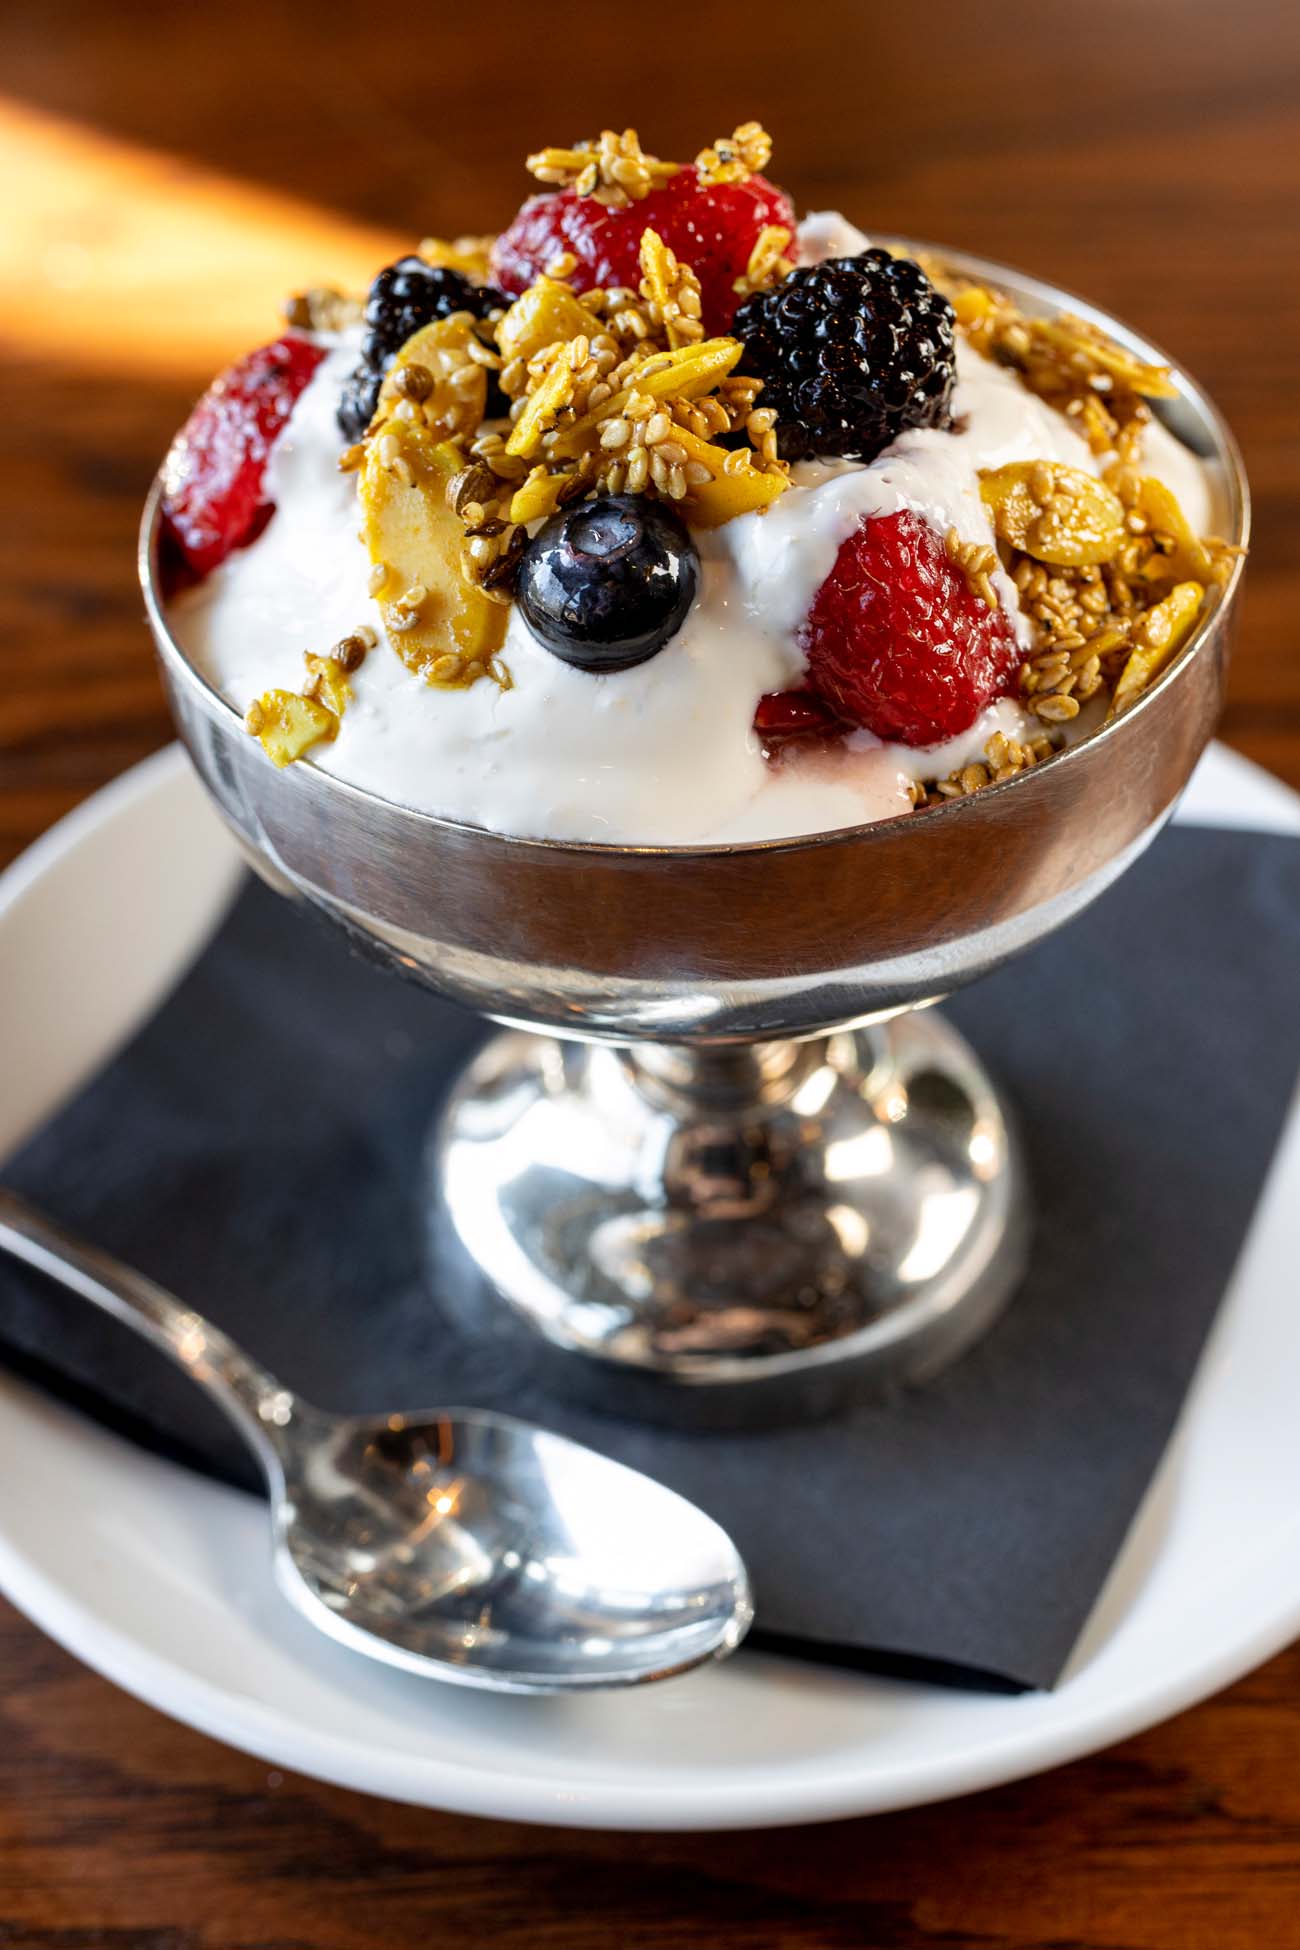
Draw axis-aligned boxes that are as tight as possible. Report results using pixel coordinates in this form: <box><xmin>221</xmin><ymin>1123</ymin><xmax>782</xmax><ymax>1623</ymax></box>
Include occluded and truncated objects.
<box><xmin>752</xmin><ymin>688</ymin><xmax>849</xmax><ymax>754</ymax></box>
<box><xmin>161</xmin><ymin>334</ymin><xmax>326</xmax><ymax>580</ymax></box>
<box><xmin>491</xmin><ymin>168</ymin><xmax>795</xmax><ymax>333</ymax></box>
<box><xmin>798</xmin><ymin>510</ymin><xmax>1020</xmax><ymax>746</ymax></box>
<box><xmin>733</xmin><ymin>251</ymin><xmax>956</xmax><ymax>463</ymax></box>
<box><xmin>337</xmin><ymin>257</ymin><xmax>507</xmax><ymax>440</ymax></box>
<box><xmin>516</xmin><ymin>496</ymin><xmax>699</xmax><ymax>672</ymax></box>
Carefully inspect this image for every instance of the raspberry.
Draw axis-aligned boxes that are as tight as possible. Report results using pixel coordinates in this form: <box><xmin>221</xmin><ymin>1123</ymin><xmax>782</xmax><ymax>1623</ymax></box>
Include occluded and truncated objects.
<box><xmin>733</xmin><ymin>252</ymin><xmax>956</xmax><ymax>463</ymax></box>
<box><xmin>337</xmin><ymin>258</ymin><xmax>507</xmax><ymax>440</ymax></box>
<box><xmin>490</xmin><ymin>167</ymin><xmax>795</xmax><ymax>333</ymax></box>
<box><xmin>752</xmin><ymin>688</ymin><xmax>848</xmax><ymax>754</ymax></box>
<box><xmin>798</xmin><ymin>510</ymin><xmax>1020</xmax><ymax>747</ymax></box>
<box><xmin>161</xmin><ymin>334</ymin><xmax>326</xmax><ymax>580</ymax></box>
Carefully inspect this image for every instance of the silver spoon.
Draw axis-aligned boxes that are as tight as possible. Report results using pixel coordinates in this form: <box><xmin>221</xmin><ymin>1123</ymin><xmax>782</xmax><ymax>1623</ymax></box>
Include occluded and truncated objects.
<box><xmin>0</xmin><ymin>1190</ymin><xmax>752</xmax><ymax>1692</ymax></box>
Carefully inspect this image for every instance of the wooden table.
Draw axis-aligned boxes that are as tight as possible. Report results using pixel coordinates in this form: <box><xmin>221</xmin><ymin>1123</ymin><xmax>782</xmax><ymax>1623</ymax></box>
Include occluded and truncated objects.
<box><xmin>1</xmin><ymin>2</ymin><xmax>1297</xmax><ymax>1941</ymax></box>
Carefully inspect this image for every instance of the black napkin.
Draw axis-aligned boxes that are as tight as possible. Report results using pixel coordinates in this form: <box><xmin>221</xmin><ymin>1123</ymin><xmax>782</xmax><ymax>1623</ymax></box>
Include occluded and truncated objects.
<box><xmin>3</xmin><ymin>824</ymin><xmax>1298</xmax><ymax>1691</ymax></box>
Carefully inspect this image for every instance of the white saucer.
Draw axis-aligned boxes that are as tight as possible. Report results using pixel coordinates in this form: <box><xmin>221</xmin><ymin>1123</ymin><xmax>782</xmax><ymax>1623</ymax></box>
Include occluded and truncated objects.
<box><xmin>1</xmin><ymin>743</ymin><xmax>1298</xmax><ymax>1831</ymax></box>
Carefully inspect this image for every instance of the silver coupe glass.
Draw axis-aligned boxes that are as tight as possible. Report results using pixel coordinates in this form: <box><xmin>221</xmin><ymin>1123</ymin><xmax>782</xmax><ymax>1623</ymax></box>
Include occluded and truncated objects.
<box><xmin>140</xmin><ymin>247</ymin><xmax>1249</xmax><ymax>1427</ymax></box>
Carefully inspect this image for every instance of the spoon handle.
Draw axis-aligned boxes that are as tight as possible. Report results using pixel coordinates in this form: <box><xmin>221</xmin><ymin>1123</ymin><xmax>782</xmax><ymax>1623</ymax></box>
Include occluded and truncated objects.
<box><xmin>0</xmin><ymin>1187</ymin><xmax>294</xmax><ymax>1479</ymax></box>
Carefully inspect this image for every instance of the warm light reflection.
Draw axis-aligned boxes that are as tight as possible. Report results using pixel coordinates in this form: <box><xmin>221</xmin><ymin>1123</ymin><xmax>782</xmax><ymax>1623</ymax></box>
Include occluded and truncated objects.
<box><xmin>824</xmin><ymin>1124</ymin><xmax>894</xmax><ymax>1183</ymax></box>
<box><xmin>0</xmin><ymin>97</ymin><xmax>401</xmax><ymax>378</ymax></box>
<box><xmin>427</xmin><ymin>1480</ymin><xmax>463</xmax><ymax>1517</ymax></box>
<box><xmin>176</xmin><ymin>1323</ymin><xmax>207</xmax><ymax>1365</ymax></box>
<box><xmin>968</xmin><ymin>1121</ymin><xmax>1000</xmax><ymax>1179</ymax></box>
<box><xmin>876</xmin><ymin>1084</ymin><xmax>910</xmax><ymax>1124</ymax></box>
<box><xmin>790</xmin><ymin>1061</ymin><xmax>838</xmax><ymax>1119</ymax></box>
<box><xmin>826</xmin><ymin>1203</ymin><xmax>870</xmax><ymax>1257</ymax></box>
<box><xmin>897</xmin><ymin>1188</ymin><xmax>980</xmax><ymax>1282</ymax></box>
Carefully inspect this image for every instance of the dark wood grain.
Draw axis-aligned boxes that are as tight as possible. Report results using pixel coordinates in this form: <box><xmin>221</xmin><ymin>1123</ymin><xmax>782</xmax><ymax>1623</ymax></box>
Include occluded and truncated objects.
<box><xmin>2</xmin><ymin>1607</ymin><xmax>1300</xmax><ymax>1950</ymax></box>
<box><xmin>1</xmin><ymin>1</ymin><xmax>1298</xmax><ymax>1941</ymax></box>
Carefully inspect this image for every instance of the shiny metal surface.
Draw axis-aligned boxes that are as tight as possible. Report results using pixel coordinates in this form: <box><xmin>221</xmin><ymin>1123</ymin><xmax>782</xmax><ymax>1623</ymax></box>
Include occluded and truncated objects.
<box><xmin>0</xmin><ymin>1191</ymin><xmax>753</xmax><ymax>1690</ymax></box>
<box><xmin>137</xmin><ymin>248</ymin><xmax>1248</xmax><ymax>1413</ymax></box>
<box><xmin>433</xmin><ymin>1012</ymin><xmax>1028</xmax><ymax>1426</ymax></box>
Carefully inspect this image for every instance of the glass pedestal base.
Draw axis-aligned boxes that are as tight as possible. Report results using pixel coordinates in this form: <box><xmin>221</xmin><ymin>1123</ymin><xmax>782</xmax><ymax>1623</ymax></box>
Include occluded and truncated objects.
<box><xmin>430</xmin><ymin>1013</ymin><xmax>1028</xmax><ymax>1428</ymax></box>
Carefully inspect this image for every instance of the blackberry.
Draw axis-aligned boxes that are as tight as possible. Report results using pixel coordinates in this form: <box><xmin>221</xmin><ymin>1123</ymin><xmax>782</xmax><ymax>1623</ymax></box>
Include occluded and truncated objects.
<box><xmin>732</xmin><ymin>251</ymin><xmax>956</xmax><ymax>464</ymax></box>
<box><xmin>337</xmin><ymin>257</ymin><xmax>506</xmax><ymax>440</ymax></box>
<box><xmin>337</xmin><ymin>366</ymin><xmax>387</xmax><ymax>445</ymax></box>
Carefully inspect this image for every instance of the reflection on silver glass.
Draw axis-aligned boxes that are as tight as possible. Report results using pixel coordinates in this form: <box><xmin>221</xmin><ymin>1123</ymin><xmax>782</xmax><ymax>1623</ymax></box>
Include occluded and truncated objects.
<box><xmin>0</xmin><ymin>1191</ymin><xmax>752</xmax><ymax>1692</ymax></box>
<box><xmin>433</xmin><ymin>1015</ymin><xmax>1027</xmax><ymax>1426</ymax></box>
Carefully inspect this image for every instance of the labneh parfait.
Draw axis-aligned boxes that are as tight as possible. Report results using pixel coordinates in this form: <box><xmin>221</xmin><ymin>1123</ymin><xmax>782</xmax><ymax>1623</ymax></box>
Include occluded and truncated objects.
<box><xmin>161</xmin><ymin>122</ymin><xmax>1238</xmax><ymax>845</ymax></box>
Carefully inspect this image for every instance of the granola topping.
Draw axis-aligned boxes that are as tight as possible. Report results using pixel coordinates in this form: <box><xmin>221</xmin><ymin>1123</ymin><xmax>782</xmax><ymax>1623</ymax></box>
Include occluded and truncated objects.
<box><xmin>160</xmin><ymin>121</ymin><xmax>1240</xmax><ymax>833</ymax></box>
<box><xmin>525</xmin><ymin>129</ymin><xmax>680</xmax><ymax>208</ymax></box>
<box><xmin>694</xmin><ymin>121</ymin><xmax>774</xmax><ymax>189</ymax></box>
<box><xmin>523</xmin><ymin>123</ymin><xmax>777</xmax><ymax>208</ymax></box>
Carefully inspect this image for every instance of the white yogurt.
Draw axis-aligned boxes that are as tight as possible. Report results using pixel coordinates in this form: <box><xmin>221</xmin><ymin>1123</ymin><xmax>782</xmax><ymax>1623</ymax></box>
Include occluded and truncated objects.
<box><xmin>173</xmin><ymin>219</ymin><xmax>1213</xmax><ymax>845</ymax></box>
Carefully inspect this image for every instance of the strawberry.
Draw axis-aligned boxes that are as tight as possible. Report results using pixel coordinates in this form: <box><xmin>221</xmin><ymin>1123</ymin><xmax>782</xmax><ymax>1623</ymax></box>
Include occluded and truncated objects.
<box><xmin>491</xmin><ymin>168</ymin><xmax>795</xmax><ymax>333</ymax></box>
<box><xmin>799</xmin><ymin>511</ymin><xmax>1021</xmax><ymax>747</ymax></box>
<box><xmin>161</xmin><ymin>334</ymin><xmax>327</xmax><ymax>581</ymax></box>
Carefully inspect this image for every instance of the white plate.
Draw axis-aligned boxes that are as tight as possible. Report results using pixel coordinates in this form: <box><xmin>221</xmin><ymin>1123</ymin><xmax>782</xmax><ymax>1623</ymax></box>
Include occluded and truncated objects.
<box><xmin>1</xmin><ymin>743</ymin><xmax>1298</xmax><ymax>1831</ymax></box>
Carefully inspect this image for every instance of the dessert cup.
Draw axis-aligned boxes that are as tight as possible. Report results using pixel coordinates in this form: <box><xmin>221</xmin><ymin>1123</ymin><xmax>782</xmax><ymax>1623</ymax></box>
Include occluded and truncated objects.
<box><xmin>141</xmin><ymin>246</ymin><xmax>1248</xmax><ymax>1426</ymax></box>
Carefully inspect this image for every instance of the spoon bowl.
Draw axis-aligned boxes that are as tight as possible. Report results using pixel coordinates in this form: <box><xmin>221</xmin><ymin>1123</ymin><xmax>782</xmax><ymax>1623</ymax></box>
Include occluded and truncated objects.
<box><xmin>275</xmin><ymin>1403</ymin><xmax>752</xmax><ymax>1690</ymax></box>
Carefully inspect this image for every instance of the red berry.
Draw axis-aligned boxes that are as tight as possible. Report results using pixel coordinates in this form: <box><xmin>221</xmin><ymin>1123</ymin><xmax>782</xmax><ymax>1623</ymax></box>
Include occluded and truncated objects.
<box><xmin>752</xmin><ymin>688</ymin><xmax>848</xmax><ymax>753</ymax></box>
<box><xmin>161</xmin><ymin>335</ymin><xmax>327</xmax><ymax>580</ymax></box>
<box><xmin>491</xmin><ymin>168</ymin><xmax>795</xmax><ymax>333</ymax></box>
<box><xmin>800</xmin><ymin>510</ymin><xmax>1021</xmax><ymax>747</ymax></box>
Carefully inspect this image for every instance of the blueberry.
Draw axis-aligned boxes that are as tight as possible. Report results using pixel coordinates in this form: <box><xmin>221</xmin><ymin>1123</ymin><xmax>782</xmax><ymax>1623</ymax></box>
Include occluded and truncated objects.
<box><xmin>515</xmin><ymin>497</ymin><xmax>699</xmax><ymax>673</ymax></box>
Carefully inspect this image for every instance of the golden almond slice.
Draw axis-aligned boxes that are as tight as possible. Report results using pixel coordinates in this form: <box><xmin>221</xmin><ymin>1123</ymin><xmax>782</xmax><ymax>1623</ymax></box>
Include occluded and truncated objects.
<box><xmin>548</xmin><ymin>338</ymin><xmax>744</xmax><ymax>459</ymax></box>
<box><xmin>416</xmin><ymin>234</ymin><xmax>496</xmax><ymax>282</ymax></box>
<box><xmin>1109</xmin><ymin>581</ymin><xmax>1205</xmax><ymax>715</ymax></box>
<box><xmin>1036</xmin><ymin>314</ymin><xmax>1177</xmax><ymax>400</ymax></box>
<box><xmin>1133</xmin><ymin>476</ymin><xmax>1218</xmax><ymax>584</ymax></box>
<box><xmin>980</xmin><ymin>461</ymin><xmax>1126</xmax><ymax>567</ymax></box>
<box><xmin>509</xmin><ymin>465</ymin><xmax>574</xmax><ymax>526</ymax></box>
<box><xmin>245</xmin><ymin>690</ymin><xmax>338</xmax><ymax>768</ymax></box>
<box><xmin>951</xmin><ymin>284</ymin><xmax>1001</xmax><ymax>332</ymax></box>
<box><xmin>496</xmin><ymin>278</ymin><xmax>596</xmax><ymax>368</ymax></box>
<box><xmin>373</xmin><ymin>315</ymin><xmax>488</xmax><ymax>444</ymax></box>
<box><xmin>657</xmin><ymin>423</ymin><xmax>730</xmax><ymax>473</ymax></box>
<box><xmin>505</xmin><ymin>354</ymin><xmax>576</xmax><ymax>458</ymax></box>
<box><xmin>665</xmin><ymin>418</ymin><xmax>789</xmax><ymax>508</ymax></box>
<box><xmin>689</xmin><ymin>466</ymin><xmax>789</xmax><ymax>526</ymax></box>
<box><xmin>359</xmin><ymin>420</ymin><xmax>507</xmax><ymax>686</ymax></box>
<box><xmin>302</xmin><ymin>654</ymin><xmax>353</xmax><ymax>716</ymax></box>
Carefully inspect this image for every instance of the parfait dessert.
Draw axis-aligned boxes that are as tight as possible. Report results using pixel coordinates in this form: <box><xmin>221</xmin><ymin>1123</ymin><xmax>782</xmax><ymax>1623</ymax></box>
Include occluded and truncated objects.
<box><xmin>163</xmin><ymin>122</ymin><xmax>1238</xmax><ymax>845</ymax></box>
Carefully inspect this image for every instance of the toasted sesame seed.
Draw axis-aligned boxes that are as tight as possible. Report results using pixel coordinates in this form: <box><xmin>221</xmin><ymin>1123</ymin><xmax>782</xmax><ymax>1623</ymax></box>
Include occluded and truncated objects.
<box><xmin>625</xmin><ymin>447</ymin><xmax>649</xmax><ymax>494</ymax></box>
<box><xmin>1034</xmin><ymin>693</ymin><xmax>1081</xmax><ymax>722</ymax></box>
<box><xmin>394</xmin><ymin>362</ymin><xmax>434</xmax><ymax>402</ymax></box>
<box><xmin>332</xmin><ymin>634</ymin><xmax>368</xmax><ymax>671</ymax></box>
